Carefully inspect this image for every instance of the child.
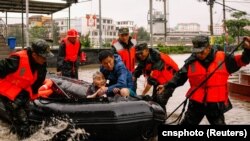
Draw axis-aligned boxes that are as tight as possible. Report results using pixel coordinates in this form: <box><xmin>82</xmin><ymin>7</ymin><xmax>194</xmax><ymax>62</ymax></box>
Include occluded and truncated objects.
<box><xmin>86</xmin><ymin>71</ymin><xmax>107</xmax><ymax>98</ymax></box>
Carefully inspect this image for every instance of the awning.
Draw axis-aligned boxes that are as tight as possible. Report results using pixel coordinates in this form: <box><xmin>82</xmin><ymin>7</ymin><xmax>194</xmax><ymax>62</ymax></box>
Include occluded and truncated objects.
<box><xmin>0</xmin><ymin>0</ymin><xmax>76</xmax><ymax>14</ymax></box>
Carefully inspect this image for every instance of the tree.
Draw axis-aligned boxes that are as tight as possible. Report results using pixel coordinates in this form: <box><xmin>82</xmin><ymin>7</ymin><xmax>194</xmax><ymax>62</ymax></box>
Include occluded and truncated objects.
<box><xmin>80</xmin><ymin>33</ymin><xmax>91</xmax><ymax>48</ymax></box>
<box><xmin>225</xmin><ymin>11</ymin><xmax>250</xmax><ymax>44</ymax></box>
<box><xmin>52</xmin><ymin>23</ymin><xmax>60</xmax><ymax>45</ymax></box>
<box><xmin>214</xmin><ymin>35</ymin><xmax>235</xmax><ymax>46</ymax></box>
<box><xmin>29</xmin><ymin>26</ymin><xmax>50</xmax><ymax>42</ymax></box>
<box><xmin>131</xmin><ymin>27</ymin><xmax>150</xmax><ymax>42</ymax></box>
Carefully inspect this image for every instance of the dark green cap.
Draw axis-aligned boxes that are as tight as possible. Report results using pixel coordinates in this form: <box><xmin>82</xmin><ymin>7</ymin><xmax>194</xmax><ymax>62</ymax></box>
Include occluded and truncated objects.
<box><xmin>192</xmin><ymin>35</ymin><xmax>209</xmax><ymax>53</ymax></box>
<box><xmin>135</xmin><ymin>43</ymin><xmax>148</xmax><ymax>54</ymax></box>
<box><xmin>118</xmin><ymin>27</ymin><xmax>129</xmax><ymax>34</ymax></box>
<box><xmin>31</xmin><ymin>39</ymin><xmax>54</xmax><ymax>58</ymax></box>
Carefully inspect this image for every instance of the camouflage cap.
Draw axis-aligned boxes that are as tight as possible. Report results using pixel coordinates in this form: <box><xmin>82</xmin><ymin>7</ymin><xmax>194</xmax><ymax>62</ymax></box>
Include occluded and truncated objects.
<box><xmin>135</xmin><ymin>43</ymin><xmax>148</xmax><ymax>54</ymax></box>
<box><xmin>31</xmin><ymin>39</ymin><xmax>54</xmax><ymax>58</ymax></box>
<box><xmin>192</xmin><ymin>35</ymin><xmax>210</xmax><ymax>53</ymax></box>
<box><xmin>118</xmin><ymin>27</ymin><xmax>129</xmax><ymax>35</ymax></box>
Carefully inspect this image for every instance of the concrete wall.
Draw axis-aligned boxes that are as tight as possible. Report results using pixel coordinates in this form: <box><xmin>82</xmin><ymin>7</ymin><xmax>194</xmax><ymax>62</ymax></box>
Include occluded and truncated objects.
<box><xmin>48</xmin><ymin>48</ymin><xmax>110</xmax><ymax>68</ymax></box>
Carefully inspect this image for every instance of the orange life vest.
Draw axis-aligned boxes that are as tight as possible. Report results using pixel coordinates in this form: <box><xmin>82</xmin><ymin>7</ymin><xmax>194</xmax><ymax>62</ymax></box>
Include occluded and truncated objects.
<box><xmin>187</xmin><ymin>51</ymin><xmax>229</xmax><ymax>103</ymax></box>
<box><xmin>145</xmin><ymin>53</ymin><xmax>179</xmax><ymax>85</ymax></box>
<box><xmin>63</xmin><ymin>38</ymin><xmax>80</xmax><ymax>62</ymax></box>
<box><xmin>0</xmin><ymin>50</ymin><xmax>38</xmax><ymax>101</ymax></box>
<box><xmin>113</xmin><ymin>39</ymin><xmax>136</xmax><ymax>72</ymax></box>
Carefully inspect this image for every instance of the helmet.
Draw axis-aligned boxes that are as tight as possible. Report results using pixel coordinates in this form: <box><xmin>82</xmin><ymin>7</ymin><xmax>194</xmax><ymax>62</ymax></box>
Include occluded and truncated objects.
<box><xmin>31</xmin><ymin>39</ymin><xmax>54</xmax><ymax>58</ymax></box>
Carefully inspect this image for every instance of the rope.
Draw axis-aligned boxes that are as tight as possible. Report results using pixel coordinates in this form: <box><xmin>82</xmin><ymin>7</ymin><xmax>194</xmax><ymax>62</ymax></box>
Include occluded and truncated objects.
<box><xmin>165</xmin><ymin>41</ymin><xmax>244</xmax><ymax>124</ymax></box>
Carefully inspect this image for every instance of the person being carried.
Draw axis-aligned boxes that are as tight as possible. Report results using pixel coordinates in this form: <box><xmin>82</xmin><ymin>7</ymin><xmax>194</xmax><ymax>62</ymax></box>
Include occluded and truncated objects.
<box><xmin>97</xmin><ymin>50</ymin><xmax>136</xmax><ymax>97</ymax></box>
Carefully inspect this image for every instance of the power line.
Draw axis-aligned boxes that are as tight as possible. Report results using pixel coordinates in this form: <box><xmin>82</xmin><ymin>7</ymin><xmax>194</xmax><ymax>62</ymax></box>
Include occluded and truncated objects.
<box><xmin>226</xmin><ymin>1</ymin><xmax>250</xmax><ymax>3</ymax></box>
<box><xmin>215</xmin><ymin>1</ymin><xmax>250</xmax><ymax>16</ymax></box>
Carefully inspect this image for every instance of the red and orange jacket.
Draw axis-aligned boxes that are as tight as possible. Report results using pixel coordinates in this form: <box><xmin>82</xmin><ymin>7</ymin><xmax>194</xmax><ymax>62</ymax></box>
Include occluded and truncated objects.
<box><xmin>134</xmin><ymin>48</ymin><xmax>179</xmax><ymax>86</ymax></box>
<box><xmin>63</xmin><ymin>38</ymin><xmax>81</xmax><ymax>62</ymax></box>
<box><xmin>0</xmin><ymin>50</ymin><xmax>38</xmax><ymax>101</ymax></box>
<box><xmin>187</xmin><ymin>51</ymin><xmax>229</xmax><ymax>103</ymax></box>
<box><xmin>112</xmin><ymin>38</ymin><xmax>136</xmax><ymax>72</ymax></box>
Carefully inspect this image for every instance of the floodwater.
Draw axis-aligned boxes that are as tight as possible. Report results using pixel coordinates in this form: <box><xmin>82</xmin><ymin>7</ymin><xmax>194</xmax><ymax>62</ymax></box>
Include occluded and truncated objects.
<box><xmin>0</xmin><ymin>53</ymin><xmax>249</xmax><ymax>141</ymax></box>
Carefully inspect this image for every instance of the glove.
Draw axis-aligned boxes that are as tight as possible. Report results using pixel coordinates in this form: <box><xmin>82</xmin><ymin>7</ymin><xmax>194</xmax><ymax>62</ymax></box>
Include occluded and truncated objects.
<box><xmin>155</xmin><ymin>88</ymin><xmax>174</xmax><ymax>110</ymax></box>
<box><xmin>162</xmin><ymin>88</ymin><xmax>174</xmax><ymax>99</ymax></box>
<box><xmin>38</xmin><ymin>79</ymin><xmax>53</xmax><ymax>98</ymax></box>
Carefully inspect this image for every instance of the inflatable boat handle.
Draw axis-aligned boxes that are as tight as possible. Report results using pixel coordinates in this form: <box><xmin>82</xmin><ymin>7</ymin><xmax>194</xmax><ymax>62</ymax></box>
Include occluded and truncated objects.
<box><xmin>51</xmin><ymin>79</ymin><xmax>71</xmax><ymax>99</ymax></box>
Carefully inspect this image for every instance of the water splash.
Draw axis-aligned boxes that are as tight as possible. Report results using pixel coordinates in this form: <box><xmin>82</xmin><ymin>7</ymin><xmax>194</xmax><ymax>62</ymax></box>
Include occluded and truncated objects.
<box><xmin>0</xmin><ymin>116</ymin><xmax>89</xmax><ymax>141</ymax></box>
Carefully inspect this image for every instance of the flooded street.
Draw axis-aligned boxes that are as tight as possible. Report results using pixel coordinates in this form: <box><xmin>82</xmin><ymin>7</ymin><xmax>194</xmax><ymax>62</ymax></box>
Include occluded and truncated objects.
<box><xmin>0</xmin><ymin>53</ymin><xmax>249</xmax><ymax>141</ymax></box>
<box><xmin>75</xmin><ymin>53</ymin><xmax>250</xmax><ymax>125</ymax></box>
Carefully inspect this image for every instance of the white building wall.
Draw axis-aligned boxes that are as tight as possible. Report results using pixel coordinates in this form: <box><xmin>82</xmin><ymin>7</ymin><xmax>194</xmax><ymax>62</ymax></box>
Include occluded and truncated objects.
<box><xmin>176</xmin><ymin>23</ymin><xmax>200</xmax><ymax>32</ymax></box>
<box><xmin>213</xmin><ymin>24</ymin><xmax>224</xmax><ymax>35</ymax></box>
<box><xmin>82</xmin><ymin>14</ymin><xmax>117</xmax><ymax>47</ymax></box>
<box><xmin>116</xmin><ymin>21</ymin><xmax>135</xmax><ymax>33</ymax></box>
<box><xmin>54</xmin><ymin>18</ymin><xmax>83</xmax><ymax>35</ymax></box>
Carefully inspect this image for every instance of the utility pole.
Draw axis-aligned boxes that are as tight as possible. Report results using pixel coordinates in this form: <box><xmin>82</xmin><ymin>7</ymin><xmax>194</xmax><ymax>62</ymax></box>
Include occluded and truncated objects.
<box><xmin>25</xmin><ymin>0</ymin><xmax>29</xmax><ymax>47</ymax></box>
<box><xmin>99</xmin><ymin>0</ymin><xmax>102</xmax><ymax>48</ymax></box>
<box><xmin>209</xmin><ymin>0</ymin><xmax>214</xmax><ymax>36</ymax></box>
<box><xmin>222</xmin><ymin>0</ymin><xmax>228</xmax><ymax>46</ymax></box>
<box><xmin>68</xmin><ymin>6</ymin><xmax>71</xmax><ymax>29</ymax></box>
<box><xmin>149</xmin><ymin>0</ymin><xmax>153</xmax><ymax>48</ymax></box>
<box><xmin>163</xmin><ymin>0</ymin><xmax>167</xmax><ymax>43</ymax></box>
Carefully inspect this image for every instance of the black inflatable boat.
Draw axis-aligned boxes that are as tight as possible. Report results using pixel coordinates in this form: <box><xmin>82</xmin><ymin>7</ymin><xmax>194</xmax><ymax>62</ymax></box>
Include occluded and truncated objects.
<box><xmin>0</xmin><ymin>75</ymin><xmax>166</xmax><ymax>141</ymax></box>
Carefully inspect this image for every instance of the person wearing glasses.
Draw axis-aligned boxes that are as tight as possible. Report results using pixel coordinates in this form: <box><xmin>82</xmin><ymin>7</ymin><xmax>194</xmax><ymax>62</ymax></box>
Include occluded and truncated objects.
<box><xmin>157</xmin><ymin>35</ymin><xmax>250</xmax><ymax>125</ymax></box>
<box><xmin>133</xmin><ymin>43</ymin><xmax>179</xmax><ymax>112</ymax></box>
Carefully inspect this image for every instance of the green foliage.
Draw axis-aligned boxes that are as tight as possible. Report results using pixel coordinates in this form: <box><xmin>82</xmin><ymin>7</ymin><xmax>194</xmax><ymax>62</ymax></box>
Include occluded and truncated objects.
<box><xmin>29</xmin><ymin>26</ymin><xmax>50</xmax><ymax>42</ymax></box>
<box><xmin>103</xmin><ymin>42</ymin><xmax>111</xmax><ymax>47</ymax></box>
<box><xmin>225</xmin><ymin>11</ymin><xmax>250</xmax><ymax>44</ymax></box>
<box><xmin>158</xmin><ymin>45</ymin><xmax>192</xmax><ymax>54</ymax></box>
<box><xmin>214</xmin><ymin>35</ymin><xmax>235</xmax><ymax>46</ymax></box>
<box><xmin>52</xmin><ymin>23</ymin><xmax>60</xmax><ymax>45</ymax></box>
<box><xmin>80</xmin><ymin>33</ymin><xmax>91</xmax><ymax>48</ymax></box>
<box><xmin>132</xmin><ymin>27</ymin><xmax>150</xmax><ymax>42</ymax></box>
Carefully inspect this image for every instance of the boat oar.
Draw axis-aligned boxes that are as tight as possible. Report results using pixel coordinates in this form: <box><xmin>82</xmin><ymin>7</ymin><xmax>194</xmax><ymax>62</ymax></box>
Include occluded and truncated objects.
<box><xmin>166</xmin><ymin>40</ymin><xmax>245</xmax><ymax>124</ymax></box>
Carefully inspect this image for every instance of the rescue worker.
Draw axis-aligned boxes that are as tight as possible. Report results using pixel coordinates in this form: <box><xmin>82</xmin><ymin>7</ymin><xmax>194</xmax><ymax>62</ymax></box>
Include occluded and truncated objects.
<box><xmin>0</xmin><ymin>39</ymin><xmax>54</xmax><ymax>139</ymax></box>
<box><xmin>111</xmin><ymin>27</ymin><xmax>136</xmax><ymax>73</ymax></box>
<box><xmin>97</xmin><ymin>50</ymin><xmax>136</xmax><ymax>97</ymax></box>
<box><xmin>133</xmin><ymin>43</ymin><xmax>178</xmax><ymax>111</ymax></box>
<box><xmin>57</xmin><ymin>28</ymin><xmax>81</xmax><ymax>79</ymax></box>
<box><xmin>157</xmin><ymin>35</ymin><xmax>250</xmax><ymax>125</ymax></box>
